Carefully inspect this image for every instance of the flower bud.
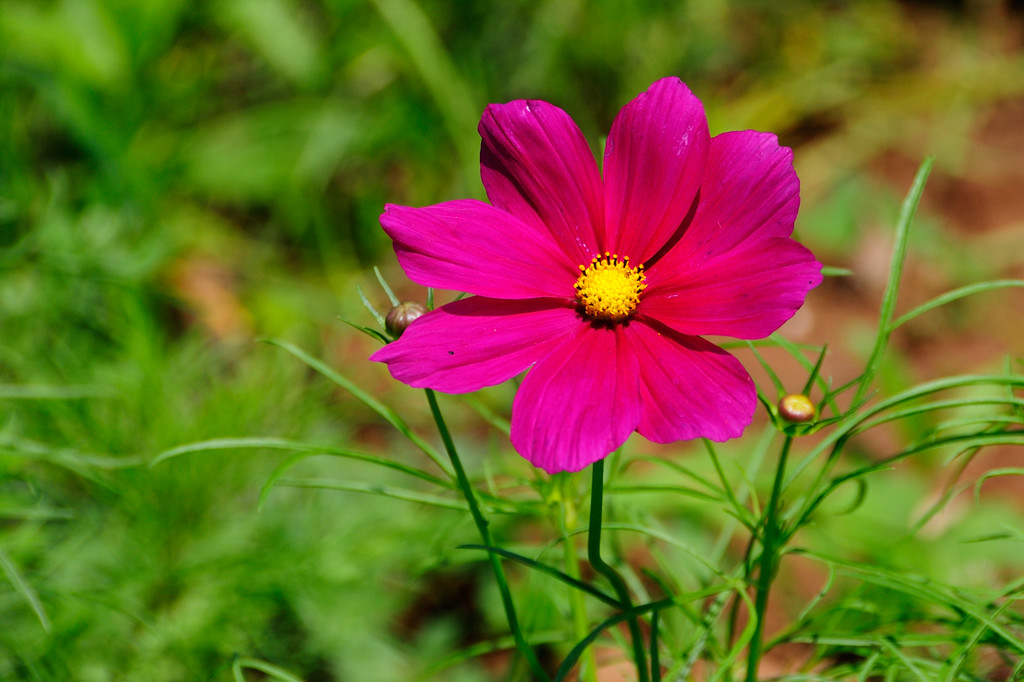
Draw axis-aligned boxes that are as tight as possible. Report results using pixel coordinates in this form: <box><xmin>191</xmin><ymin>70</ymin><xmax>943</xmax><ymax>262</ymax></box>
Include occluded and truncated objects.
<box><xmin>778</xmin><ymin>394</ymin><xmax>816</xmax><ymax>423</ymax></box>
<box><xmin>385</xmin><ymin>302</ymin><xmax>427</xmax><ymax>337</ymax></box>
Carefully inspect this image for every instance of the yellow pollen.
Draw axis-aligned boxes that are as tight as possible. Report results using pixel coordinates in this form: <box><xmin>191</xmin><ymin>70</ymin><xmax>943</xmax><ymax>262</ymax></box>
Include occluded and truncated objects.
<box><xmin>574</xmin><ymin>252</ymin><xmax>647</xmax><ymax>323</ymax></box>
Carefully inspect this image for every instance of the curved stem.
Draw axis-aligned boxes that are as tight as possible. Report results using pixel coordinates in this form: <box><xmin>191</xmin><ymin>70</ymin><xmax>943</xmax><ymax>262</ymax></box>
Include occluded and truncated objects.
<box><xmin>424</xmin><ymin>389</ymin><xmax>549</xmax><ymax>681</ymax></box>
<box><xmin>744</xmin><ymin>436</ymin><xmax>793</xmax><ymax>682</ymax></box>
<box><xmin>589</xmin><ymin>459</ymin><xmax>649</xmax><ymax>682</ymax></box>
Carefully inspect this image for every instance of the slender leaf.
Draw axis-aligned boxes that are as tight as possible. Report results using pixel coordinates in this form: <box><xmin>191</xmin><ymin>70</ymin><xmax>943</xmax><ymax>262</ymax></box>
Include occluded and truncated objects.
<box><xmin>850</xmin><ymin>157</ymin><xmax>934</xmax><ymax>406</ymax></box>
<box><xmin>373</xmin><ymin>265</ymin><xmax>400</xmax><ymax>306</ymax></box>
<box><xmin>276</xmin><ymin>477</ymin><xmax>467</xmax><ymax>510</ymax></box>
<box><xmin>235</xmin><ymin>657</ymin><xmax>305</xmax><ymax>682</ymax></box>
<box><xmin>892</xmin><ymin>279</ymin><xmax>1024</xmax><ymax>329</ymax></box>
<box><xmin>152</xmin><ymin>437</ymin><xmax>448</xmax><ymax>486</ymax></box>
<box><xmin>554</xmin><ymin>598</ymin><xmax>678</xmax><ymax>682</ymax></box>
<box><xmin>0</xmin><ymin>385</ymin><xmax>114</xmax><ymax>399</ymax></box>
<box><xmin>356</xmin><ymin>284</ymin><xmax>386</xmax><ymax>328</ymax></box>
<box><xmin>263</xmin><ymin>338</ymin><xmax>453</xmax><ymax>476</ymax></box>
<box><xmin>458</xmin><ymin>544</ymin><xmax>619</xmax><ymax>607</ymax></box>
<box><xmin>0</xmin><ymin>548</ymin><xmax>50</xmax><ymax>633</ymax></box>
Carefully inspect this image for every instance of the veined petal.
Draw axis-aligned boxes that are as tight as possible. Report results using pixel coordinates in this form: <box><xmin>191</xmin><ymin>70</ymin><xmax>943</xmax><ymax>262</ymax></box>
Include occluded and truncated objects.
<box><xmin>480</xmin><ymin>100</ymin><xmax>604</xmax><ymax>265</ymax></box>
<box><xmin>370</xmin><ymin>297</ymin><xmax>579</xmax><ymax>393</ymax></box>
<box><xmin>640</xmin><ymin>237</ymin><xmax>822</xmax><ymax>339</ymax></box>
<box><xmin>381</xmin><ymin>200</ymin><xmax>577</xmax><ymax>299</ymax></box>
<box><xmin>511</xmin><ymin>325</ymin><xmax>641</xmax><ymax>473</ymax></box>
<box><xmin>625</xmin><ymin>321</ymin><xmax>756</xmax><ymax>443</ymax></box>
<box><xmin>603</xmin><ymin>77</ymin><xmax>709</xmax><ymax>263</ymax></box>
<box><xmin>655</xmin><ymin>130</ymin><xmax>800</xmax><ymax>273</ymax></box>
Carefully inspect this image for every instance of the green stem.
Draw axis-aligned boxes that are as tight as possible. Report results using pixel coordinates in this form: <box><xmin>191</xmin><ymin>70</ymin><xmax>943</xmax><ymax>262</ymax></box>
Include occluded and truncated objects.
<box><xmin>589</xmin><ymin>459</ymin><xmax>649</xmax><ymax>682</ymax></box>
<box><xmin>744</xmin><ymin>436</ymin><xmax>793</xmax><ymax>682</ymax></box>
<box><xmin>559</xmin><ymin>475</ymin><xmax>599</xmax><ymax>682</ymax></box>
<box><xmin>424</xmin><ymin>389</ymin><xmax>549</xmax><ymax>681</ymax></box>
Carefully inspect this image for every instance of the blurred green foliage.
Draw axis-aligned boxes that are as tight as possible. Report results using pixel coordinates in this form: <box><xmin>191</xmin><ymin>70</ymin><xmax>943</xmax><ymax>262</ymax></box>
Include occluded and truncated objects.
<box><xmin>1</xmin><ymin>0</ymin><xmax>1023</xmax><ymax>679</ymax></box>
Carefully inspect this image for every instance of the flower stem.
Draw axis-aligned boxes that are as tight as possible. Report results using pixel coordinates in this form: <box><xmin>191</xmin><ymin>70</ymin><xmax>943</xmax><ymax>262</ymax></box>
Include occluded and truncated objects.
<box><xmin>589</xmin><ymin>459</ymin><xmax>649</xmax><ymax>682</ymax></box>
<box><xmin>558</xmin><ymin>474</ymin><xmax>599</xmax><ymax>682</ymax></box>
<box><xmin>744</xmin><ymin>436</ymin><xmax>793</xmax><ymax>682</ymax></box>
<box><xmin>424</xmin><ymin>389</ymin><xmax>548</xmax><ymax>681</ymax></box>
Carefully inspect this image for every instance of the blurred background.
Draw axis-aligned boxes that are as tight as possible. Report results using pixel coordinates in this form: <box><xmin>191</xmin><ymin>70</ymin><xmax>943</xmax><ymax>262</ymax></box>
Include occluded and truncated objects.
<box><xmin>1</xmin><ymin>0</ymin><xmax>1023</xmax><ymax>679</ymax></box>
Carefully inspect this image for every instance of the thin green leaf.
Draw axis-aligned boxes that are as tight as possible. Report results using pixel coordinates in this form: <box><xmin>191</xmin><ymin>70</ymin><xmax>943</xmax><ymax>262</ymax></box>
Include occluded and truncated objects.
<box><xmin>276</xmin><ymin>477</ymin><xmax>467</xmax><ymax>510</ymax></box>
<box><xmin>821</xmin><ymin>266</ymin><xmax>853</xmax><ymax>277</ymax></box>
<box><xmin>458</xmin><ymin>544</ymin><xmax>619</xmax><ymax>608</ymax></box>
<box><xmin>337</xmin><ymin>315</ymin><xmax>390</xmax><ymax>344</ymax></box>
<box><xmin>262</xmin><ymin>338</ymin><xmax>452</xmax><ymax>476</ymax></box>
<box><xmin>803</xmin><ymin>342</ymin><xmax>830</xmax><ymax>396</ymax></box>
<box><xmin>857</xmin><ymin>652</ymin><xmax>882</xmax><ymax>682</ymax></box>
<box><xmin>599</xmin><ymin>523</ymin><xmax>730</xmax><ymax>577</ymax></box>
<box><xmin>892</xmin><ymin>279</ymin><xmax>1024</xmax><ymax>329</ymax></box>
<box><xmin>356</xmin><ymin>284</ymin><xmax>386</xmax><ymax>328</ymax></box>
<box><xmin>606</xmin><ymin>484</ymin><xmax>723</xmax><ymax>504</ymax></box>
<box><xmin>711</xmin><ymin>587</ymin><xmax>759</xmax><ymax>681</ymax></box>
<box><xmin>852</xmin><ymin>397</ymin><xmax>1024</xmax><ymax>437</ymax></box>
<box><xmin>879</xmin><ymin>636</ymin><xmax>929</xmax><ymax>682</ymax></box>
<box><xmin>747</xmin><ymin>342</ymin><xmax>785</xmax><ymax>397</ymax></box>
<box><xmin>0</xmin><ymin>435</ymin><xmax>143</xmax><ymax>469</ymax></box>
<box><xmin>942</xmin><ymin>594</ymin><xmax>1018</xmax><ymax>681</ymax></box>
<box><xmin>373</xmin><ymin>265</ymin><xmax>400</xmax><ymax>306</ymax></box>
<box><xmin>767</xmin><ymin>335</ymin><xmax>835</xmax><ymax>410</ymax></box>
<box><xmin>800</xmin><ymin>432</ymin><xmax>1024</xmax><ymax>530</ymax></box>
<box><xmin>627</xmin><ymin>451</ymin><xmax>730</xmax><ymax>503</ymax></box>
<box><xmin>650</xmin><ymin>609</ymin><xmax>661</xmax><ymax>682</ymax></box>
<box><xmin>789</xmin><ymin>373</ymin><xmax>1024</xmax><ymax>523</ymax></box>
<box><xmin>0</xmin><ymin>385</ymin><xmax>114</xmax><ymax>399</ymax></box>
<box><xmin>800</xmin><ymin>550</ymin><xmax>1024</xmax><ymax>656</ymax></box>
<box><xmin>671</xmin><ymin>572</ymin><xmax>747</xmax><ymax>680</ymax></box>
<box><xmin>0</xmin><ymin>507</ymin><xmax>73</xmax><ymax>521</ymax></box>
<box><xmin>235</xmin><ymin>658</ymin><xmax>305</xmax><ymax>682</ymax></box>
<box><xmin>422</xmin><ymin>630</ymin><xmax>565</xmax><ymax>678</ymax></box>
<box><xmin>554</xmin><ymin>598</ymin><xmax>678</xmax><ymax>682</ymax></box>
<box><xmin>702</xmin><ymin>440</ymin><xmax>756</xmax><ymax>531</ymax></box>
<box><xmin>769</xmin><ymin>563</ymin><xmax>837</xmax><ymax>647</ymax></box>
<box><xmin>850</xmin><ymin>157</ymin><xmax>934</xmax><ymax>406</ymax></box>
<box><xmin>151</xmin><ymin>437</ymin><xmax>448</xmax><ymax>486</ymax></box>
<box><xmin>1006</xmin><ymin>357</ymin><xmax>1024</xmax><ymax>423</ymax></box>
<box><xmin>975</xmin><ymin>467</ymin><xmax>1024</xmax><ymax>504</ymax></box>
<box><xmin>0</xmin><ymin>548</ymin><xmax>50</xmax><ymax>633</ymax></box>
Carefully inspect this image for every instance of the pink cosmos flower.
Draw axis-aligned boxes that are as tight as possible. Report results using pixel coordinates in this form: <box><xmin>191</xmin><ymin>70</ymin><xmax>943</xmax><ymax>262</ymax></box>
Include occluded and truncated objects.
<box><xmin>371</xmin><ymin>77</ymin><xmax>822</xmax><ymax>474</ymax></box>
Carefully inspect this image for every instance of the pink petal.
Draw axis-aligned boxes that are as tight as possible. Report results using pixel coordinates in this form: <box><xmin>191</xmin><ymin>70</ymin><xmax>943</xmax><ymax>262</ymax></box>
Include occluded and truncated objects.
<box><xmin>381</xmin><ymin>200</ymin><xmax>577</xmax><ymax>299</ymax></box>
<box><xmin>603</xmin><ymin>77</ymin><xmax>710</xmax><ymax>263</ymax></box>
<box><xmin>479</xmin><ymin>100</ymin><xmax>604</xmax><ymax>265</ymax></box>
<box><xmin>625</xmin><ymin>321</ymin><xmax>756</xmax><ymax>443</ymax></box>
<box><xmin>510</xmin><ymin>325</ymin><xmax>641</xmax><ymax>473</ymax></box>
<box><xmin>639</xmin><ymin>237</ymin><xmax>822</xmax><ymax>339</ymax></box>
<box><xmin>655</xmin><ymin>130</ymin><xmax>800</xmax><ymax>272</ymax></box>
<box><xmin>370</xmin><ymin>297</ymin><xmax>579</xmax><ymax>393</ymax></box>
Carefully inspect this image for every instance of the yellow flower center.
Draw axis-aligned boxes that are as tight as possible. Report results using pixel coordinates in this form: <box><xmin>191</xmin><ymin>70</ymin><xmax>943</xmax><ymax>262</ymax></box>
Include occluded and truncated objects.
<box><xmin>574</xmin><ymin>252</ymin><xmax>647</xmax><ymax>323</ymax></box>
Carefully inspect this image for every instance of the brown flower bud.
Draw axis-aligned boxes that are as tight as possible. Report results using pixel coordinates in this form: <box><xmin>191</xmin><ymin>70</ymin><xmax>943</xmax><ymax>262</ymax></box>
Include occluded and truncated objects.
<box><xmin>778</xmin><ymin>394</ymin><xmax>816</xmax><ymax>423</ymax></box>
<box><xmin>385</xmin><ymin>301</ymin><xmax>427</xmax><ymax>337</ymax></box>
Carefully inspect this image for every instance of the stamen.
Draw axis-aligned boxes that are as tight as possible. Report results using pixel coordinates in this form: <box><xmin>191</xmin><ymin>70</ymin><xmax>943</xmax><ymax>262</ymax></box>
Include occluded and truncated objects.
<box><xmin>574</xmin><ymin>252</ymin><xmax>646</xmax><ymax>323</ymax></box>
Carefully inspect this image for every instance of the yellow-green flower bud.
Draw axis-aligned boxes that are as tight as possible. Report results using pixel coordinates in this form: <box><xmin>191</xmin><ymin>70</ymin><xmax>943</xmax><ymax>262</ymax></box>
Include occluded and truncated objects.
<box><xmin>385</xmin><ymin>302</ymin><xmax>427</xmax><ymax>337</ymax></box>
<box><xmin>778</xmin><ymin>394</ymin><xmax>816</xmax><ymax>423</ymax></box>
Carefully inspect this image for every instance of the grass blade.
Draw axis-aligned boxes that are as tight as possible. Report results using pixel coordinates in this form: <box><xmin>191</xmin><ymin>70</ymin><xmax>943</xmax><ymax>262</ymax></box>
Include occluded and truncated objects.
<box><xmin>892</xmin><ymin>279</ymin><xmax>1024</xmax><ymax>329</ymax></box>
<box><xmin>277</xmin><ymin>477</ymin><xmax>467</xmax><ymax>510</ymax></box>
<box><xmin>263</xmin><ymin>338</ymin><xmax>453</xmax><ymax>477</ymax></box>
<box><xmin>234</xmin><ymin>657</ymin><xmax>305</xmax><ymax>682</ymax></box>
<box><xmin>850</xmin><ymin>157</ymin><xmax>934</xmax><ymax>406</ymax></box>
<box><xmin>458</xmin><ymin>544</ymin><xmax>619</xmax><ymax>607</ymax></box>
<box><xmin>0</xmin><ymin>548</ymin><xmax>51</xmax><ymax>633</ymax></box>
